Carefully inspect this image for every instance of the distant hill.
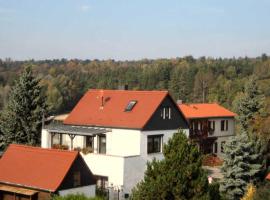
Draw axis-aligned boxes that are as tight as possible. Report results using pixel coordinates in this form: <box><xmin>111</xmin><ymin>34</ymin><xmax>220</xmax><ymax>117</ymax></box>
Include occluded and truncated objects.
<box><xmin>0</xmin><ymin>56</ymin><xmax>269</xmax><ymax>127</ymax></box>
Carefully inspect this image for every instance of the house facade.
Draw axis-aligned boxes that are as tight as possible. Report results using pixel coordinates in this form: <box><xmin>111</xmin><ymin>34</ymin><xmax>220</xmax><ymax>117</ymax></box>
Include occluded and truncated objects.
<box><xmin>41</xmin><ymin>89</ymin><xmax>189</xmax><ymax>198</ymax></box>
<box><xmin>178</xmin><ymin>103</ymin><xmax>236</xmax><ymax>155</ymax></box>
<box><xmin>0</xmin><ymin>144</ymin><xmax>96</xmax><ymax>200</ymax></box>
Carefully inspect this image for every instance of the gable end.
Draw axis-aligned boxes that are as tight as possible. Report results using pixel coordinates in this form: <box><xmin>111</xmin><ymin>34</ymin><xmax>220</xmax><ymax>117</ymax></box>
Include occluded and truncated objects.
<box><xmin>142</xmin><ymin>95</ymin><xmax>188</xmax><ymax>130</ymax></box>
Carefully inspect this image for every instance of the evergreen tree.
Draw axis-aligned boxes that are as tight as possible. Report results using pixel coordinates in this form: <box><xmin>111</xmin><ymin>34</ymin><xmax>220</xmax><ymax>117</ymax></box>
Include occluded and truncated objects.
<box><xmin>0</xmin><ymin>66</ymin><xmax>47</xmax><ymax>148</ymax></box>
<box><xmin>233</xmin><ymin>76</ymin><xmax>265</xmax><ymax>132</ymax></box>
<box><xmin>131</xmin><ymin>130</ymin><xmax>211</xmax><ymax>200</ymax></box>
<box><xmin>220</xmin><ymin>133</ymin><xmax>264</xmax><ymax>200</ymax></box>
<box><xmin>0</xmin><ymin>129</ymin><xmax>3</xmax><ymax>150</ymax></box>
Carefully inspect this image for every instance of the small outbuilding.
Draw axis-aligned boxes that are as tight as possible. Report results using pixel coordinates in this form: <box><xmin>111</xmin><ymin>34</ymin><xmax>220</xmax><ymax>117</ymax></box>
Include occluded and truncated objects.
<box><xmin>0</xmin><ymin>144</ymin><xmax>96</xmax><ymax>200</ymax></box>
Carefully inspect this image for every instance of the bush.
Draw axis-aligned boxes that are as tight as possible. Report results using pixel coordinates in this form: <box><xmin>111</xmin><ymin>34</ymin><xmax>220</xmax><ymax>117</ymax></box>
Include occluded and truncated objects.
<box><xmin>52</xmin><ymin>194</ymin><xmax>105</xmax><ymax>200</ymax></box>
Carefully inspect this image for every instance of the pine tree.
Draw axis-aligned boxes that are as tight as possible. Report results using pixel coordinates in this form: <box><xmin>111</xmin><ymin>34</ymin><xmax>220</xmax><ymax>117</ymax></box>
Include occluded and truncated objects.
<box><xmin>131</xmin><ymin>130</ymin><xmax>211</xmax><ymax>200</ymax></box>
<box><xmin>233</xmin><ymin>76</ymin><xmax>265</xmax><ymax>132</ymax></box>
<box><xmin>0</xmin><ymin>66</ymin><xmax>47</xmax><ymax>148</ymax></box>
<box><xmin>220</xmin><ymin>133</ymin><xmax>264</xmax><ymax>200</ymax></box>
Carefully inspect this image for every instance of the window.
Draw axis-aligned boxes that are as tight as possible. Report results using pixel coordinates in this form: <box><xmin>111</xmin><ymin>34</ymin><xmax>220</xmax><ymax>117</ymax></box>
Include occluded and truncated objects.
<box><xmin>213</xmin><ymin>142</ymin><xmax>218</xmax><ymax>154</ymax></box>
<box><xmin>208</xmin><ymin>121</ymin><xmax>215</xmax><ymax>131</ymax></box>
<box><xmin>208</xmin><ymin>121</ymin><xmax>215</xmax><ymax>135</ymax></box>
<box><xmin>147</xmin><ymin>135</ymin><xmax>163</xmax><ymax>154</ymax></box>
<box><xmin>125</xmin><ymin>100</ymin><xmax>137</xmax><ymax>111</ymax></box>
<box><xmin>85</xmin><ymin>136</ymin><xmax>94</xmax><ymax>149</ymax></box>
<box><xmin>160</xmin><ymin>107</ymin><xmax>171</xmax><ymax>119</ymax></box>
<box><xmin>98</xmin><ymin>135</ymin><xmax>106</xmax><ymax>154</ymax></box>
<box><xmin>221</xmin><ymin>120</ymin><xmax>228</xmax><ymax>131</ymax></box>
<box><xmin>221</xmin><ymin>141</ymin><xmax>226</xmax><ymax>153</ymax></box>
<box><xmin>95</xmin><ymin>176</ymin><xmax>108</xmax><ymax>189</ymax></box>
<box><xmin>73</xmin><ymin>171</ymin><xmax>81</xmax><ymax>187</ymax></box>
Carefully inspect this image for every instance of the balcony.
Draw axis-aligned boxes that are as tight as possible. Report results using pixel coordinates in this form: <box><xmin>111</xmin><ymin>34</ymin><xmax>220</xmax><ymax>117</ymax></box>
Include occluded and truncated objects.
<box><xmin>189</xmin><ymin>119</ymin><xmax>217</xmax><ymax>154</ymax></box>
<box><xmin>189</xmin><ymin>129</ymin><xmax>208</xmax><ymax>140</ymax></box>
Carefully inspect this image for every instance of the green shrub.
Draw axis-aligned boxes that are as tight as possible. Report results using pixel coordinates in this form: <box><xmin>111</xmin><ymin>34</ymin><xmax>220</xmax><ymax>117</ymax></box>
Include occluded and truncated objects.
<box><xmin>52</xmin><ymin>194</ymin><xmax>105</xmax><ymax>200</ymax></box>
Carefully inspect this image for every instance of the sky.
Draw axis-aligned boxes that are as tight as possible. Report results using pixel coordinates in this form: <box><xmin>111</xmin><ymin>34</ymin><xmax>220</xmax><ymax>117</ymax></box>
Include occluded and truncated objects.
<box><xmin>0</xmin><ymin>0</ymin><xmax>270</xmax><ymax>60</ymax></box>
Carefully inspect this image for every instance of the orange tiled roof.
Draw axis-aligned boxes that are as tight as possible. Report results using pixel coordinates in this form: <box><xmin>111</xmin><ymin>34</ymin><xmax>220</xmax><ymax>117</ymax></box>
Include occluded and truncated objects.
<box><xmin>178</xmin><ymin>103</ymin><xmax>236</xmax><ymax>119</ymax></box>
<box><xmin>0</xmin><ymin>144</ymin><xmax>78</xmax><ymax>192</ymax></box>
<box><xmin>64</xmin><ymin>89</ymin><xmax>170</xmax><ymax>129</ymax></box>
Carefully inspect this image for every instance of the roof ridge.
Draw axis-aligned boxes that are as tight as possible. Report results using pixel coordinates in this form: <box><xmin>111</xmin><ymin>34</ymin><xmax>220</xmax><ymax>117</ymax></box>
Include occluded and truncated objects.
<box><xmin>88</xmin><ymin>89</ymin><xmax>168</xmax><ymax>93</ymax></box>
<box><xmin>181</xmin><ymin>103</ymin><xmax>218</xmax><ymax>105</ymax></box>
<box><xmin>9</xmin><ymin>144</ymin><xmax>78</xmax><ymax>155</ymax></box>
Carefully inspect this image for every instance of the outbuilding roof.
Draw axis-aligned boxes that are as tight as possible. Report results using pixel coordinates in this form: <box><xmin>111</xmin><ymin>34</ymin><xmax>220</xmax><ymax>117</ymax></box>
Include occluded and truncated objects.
<box><xmin>0</xmin><ymin>144</ymin><xmax>79</xmax><ymax>192</ymax></box>
<box><xmin>178</xmin><ymin>103</ymin><xmax>236</xmax><ymax>119</ymax></box>
<box><xmin>64</xmin><ymin>89</ymin><xmax>170</xmax><ymax>129</ymax></box>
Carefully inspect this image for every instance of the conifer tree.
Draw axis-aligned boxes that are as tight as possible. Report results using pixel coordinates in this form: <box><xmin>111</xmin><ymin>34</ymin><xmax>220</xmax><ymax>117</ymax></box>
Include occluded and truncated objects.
<box><xmin>131</xmin><ymin>130</ymin><xmax>211</xmax><ymax>200</ymax></box>
<box><xmin>0</xmin><ymin>130</ymin><xmax>3</xmax><ymax>150</ymax></box>
<box><xmin>220</xmin><ymin>133</ymin><xmax>264</xmax><ymax>200</ymax></box>
<box><xmin>233</xmin><ymin>76</ymin><xmax>265</xmax><ymax>132</ymax></box>
<box><xmin>0</xmin><ymin>66</ymin><xmax>47</xmax><ymax>148</ymax></box>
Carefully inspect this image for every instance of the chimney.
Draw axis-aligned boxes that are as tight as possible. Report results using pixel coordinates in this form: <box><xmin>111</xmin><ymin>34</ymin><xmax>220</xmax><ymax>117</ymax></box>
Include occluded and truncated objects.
<box><xmin>118</xmin><ymin>85</ymin><xmax>128</xmax><ymax>90</ymax></box>
<box><xmin>177</xmin><ymin>99</ymin><xmax>183</xmax><ymax>105</ymax></box>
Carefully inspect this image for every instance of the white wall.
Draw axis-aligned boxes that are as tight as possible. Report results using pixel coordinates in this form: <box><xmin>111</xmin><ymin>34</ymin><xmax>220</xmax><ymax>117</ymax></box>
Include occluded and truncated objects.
<box><xmin>122</xmin><ymin>128</ymin><xmax>189</xmax><ymax>194</ymax></box>
<box><xmin>81</xmin><ymin>153</ymin><xmax>125</xmax><ymax>187</ymax></box>
<box><xmin>107</xmin><ymin>129</ymin><xmax>141</xmax><ymax>156</ymax></box>
<box><xmin>140</xmin><ymin>129</ymin><xmax>189</xmax><ymax>160</ymax></box>
<box><xmin>42</xmin><ymin>128</ymin><xmax>189</xmax><ymax>196</ymax></box>
<box><xmin>58</xmin><ymin>185</ymin><xmax>96</xmax><ymax>197</ymax></box>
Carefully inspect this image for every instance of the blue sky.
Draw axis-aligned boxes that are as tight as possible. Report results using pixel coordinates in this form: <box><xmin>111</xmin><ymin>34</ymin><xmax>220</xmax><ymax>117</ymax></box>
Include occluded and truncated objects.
<box><xmin>0</xmin><ymin>0</ymin><xmax>269</xmax><ymax>60</ymax></box>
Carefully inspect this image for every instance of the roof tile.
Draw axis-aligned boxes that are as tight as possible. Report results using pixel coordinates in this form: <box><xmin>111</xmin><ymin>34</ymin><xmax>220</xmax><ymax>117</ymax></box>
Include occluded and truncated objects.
<box><xmin>178</xmin><ymin>103</ymin><xmax>236</xmax><ymax>119</ymax></box>
<box><xmin>64</xmin><ymin>89</ymin><xmax>169</xmax><ymax>129</ymax></box>
<box><xmin>0</xmin><ymin>144</ymin><xmax>78</xmax><ymax>192</ymax></box>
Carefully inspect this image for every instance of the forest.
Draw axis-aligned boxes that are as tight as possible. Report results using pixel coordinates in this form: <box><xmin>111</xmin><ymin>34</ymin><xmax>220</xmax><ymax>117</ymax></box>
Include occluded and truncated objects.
<box><xmin>0</xmin><ymin>54</ymin><xmax>270</xmax><ymax>134</ymax></box>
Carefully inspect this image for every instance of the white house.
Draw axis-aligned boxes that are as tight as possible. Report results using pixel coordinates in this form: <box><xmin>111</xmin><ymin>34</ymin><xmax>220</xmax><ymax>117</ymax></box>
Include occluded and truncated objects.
<box><xmin>41</xmin><ymin>89</ymin><xmax>189</xmax><ymax>199</ymax></box>
<box><xmin>178</xmin><ymin>103</ymin><xmax>236</xmax><ymax>155</ymax></box>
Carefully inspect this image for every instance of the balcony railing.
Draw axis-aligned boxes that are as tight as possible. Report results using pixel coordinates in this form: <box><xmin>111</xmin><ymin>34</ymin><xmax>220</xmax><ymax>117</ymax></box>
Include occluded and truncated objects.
<box><xmin>189</xmin><ymin>129</ymin><xmax>208</xmax><ymax>140</ymax></box>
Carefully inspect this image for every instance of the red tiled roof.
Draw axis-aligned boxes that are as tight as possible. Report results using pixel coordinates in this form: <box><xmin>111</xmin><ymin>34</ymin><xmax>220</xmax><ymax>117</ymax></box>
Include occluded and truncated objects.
<box><xmin>64</xmin><ymin>89</ymin><xmax>169</xmax><ymax>129</ymax></box>
<box><xmin>178</xmin><ymin>103</ymin><xmax>236</xmax><ymax>119</ymax></box>
<box><xmin>266</xmin><ymin>173</ymin><xmax>270</xmax><ymax>180</ymax></box>
<box><xmin>0</xmin><ymin>144</ymin><xmax>78</xmax><ymax>192</ymax></box>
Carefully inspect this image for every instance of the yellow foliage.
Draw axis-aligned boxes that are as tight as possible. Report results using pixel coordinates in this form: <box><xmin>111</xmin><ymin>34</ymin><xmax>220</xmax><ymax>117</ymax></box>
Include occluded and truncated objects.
<box><xmin>241</xmin><ymin>184</ymin><xmax>256</xmax><ymax>200</ymax></box>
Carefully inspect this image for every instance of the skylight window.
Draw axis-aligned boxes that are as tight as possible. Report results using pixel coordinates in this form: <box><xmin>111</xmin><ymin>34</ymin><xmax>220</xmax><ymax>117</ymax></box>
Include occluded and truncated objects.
<box><xmin>125</xmin><ymin>100</ymin><xmax>137</xmax><ymax>112</ymax></box>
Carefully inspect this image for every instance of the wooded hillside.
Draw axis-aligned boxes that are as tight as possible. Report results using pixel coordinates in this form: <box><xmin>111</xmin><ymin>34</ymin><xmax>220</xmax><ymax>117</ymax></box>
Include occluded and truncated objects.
<box><xmin>0</xmin><ymin>55</ymin><xmax>269</xmax><ymax>122</ymax></box>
